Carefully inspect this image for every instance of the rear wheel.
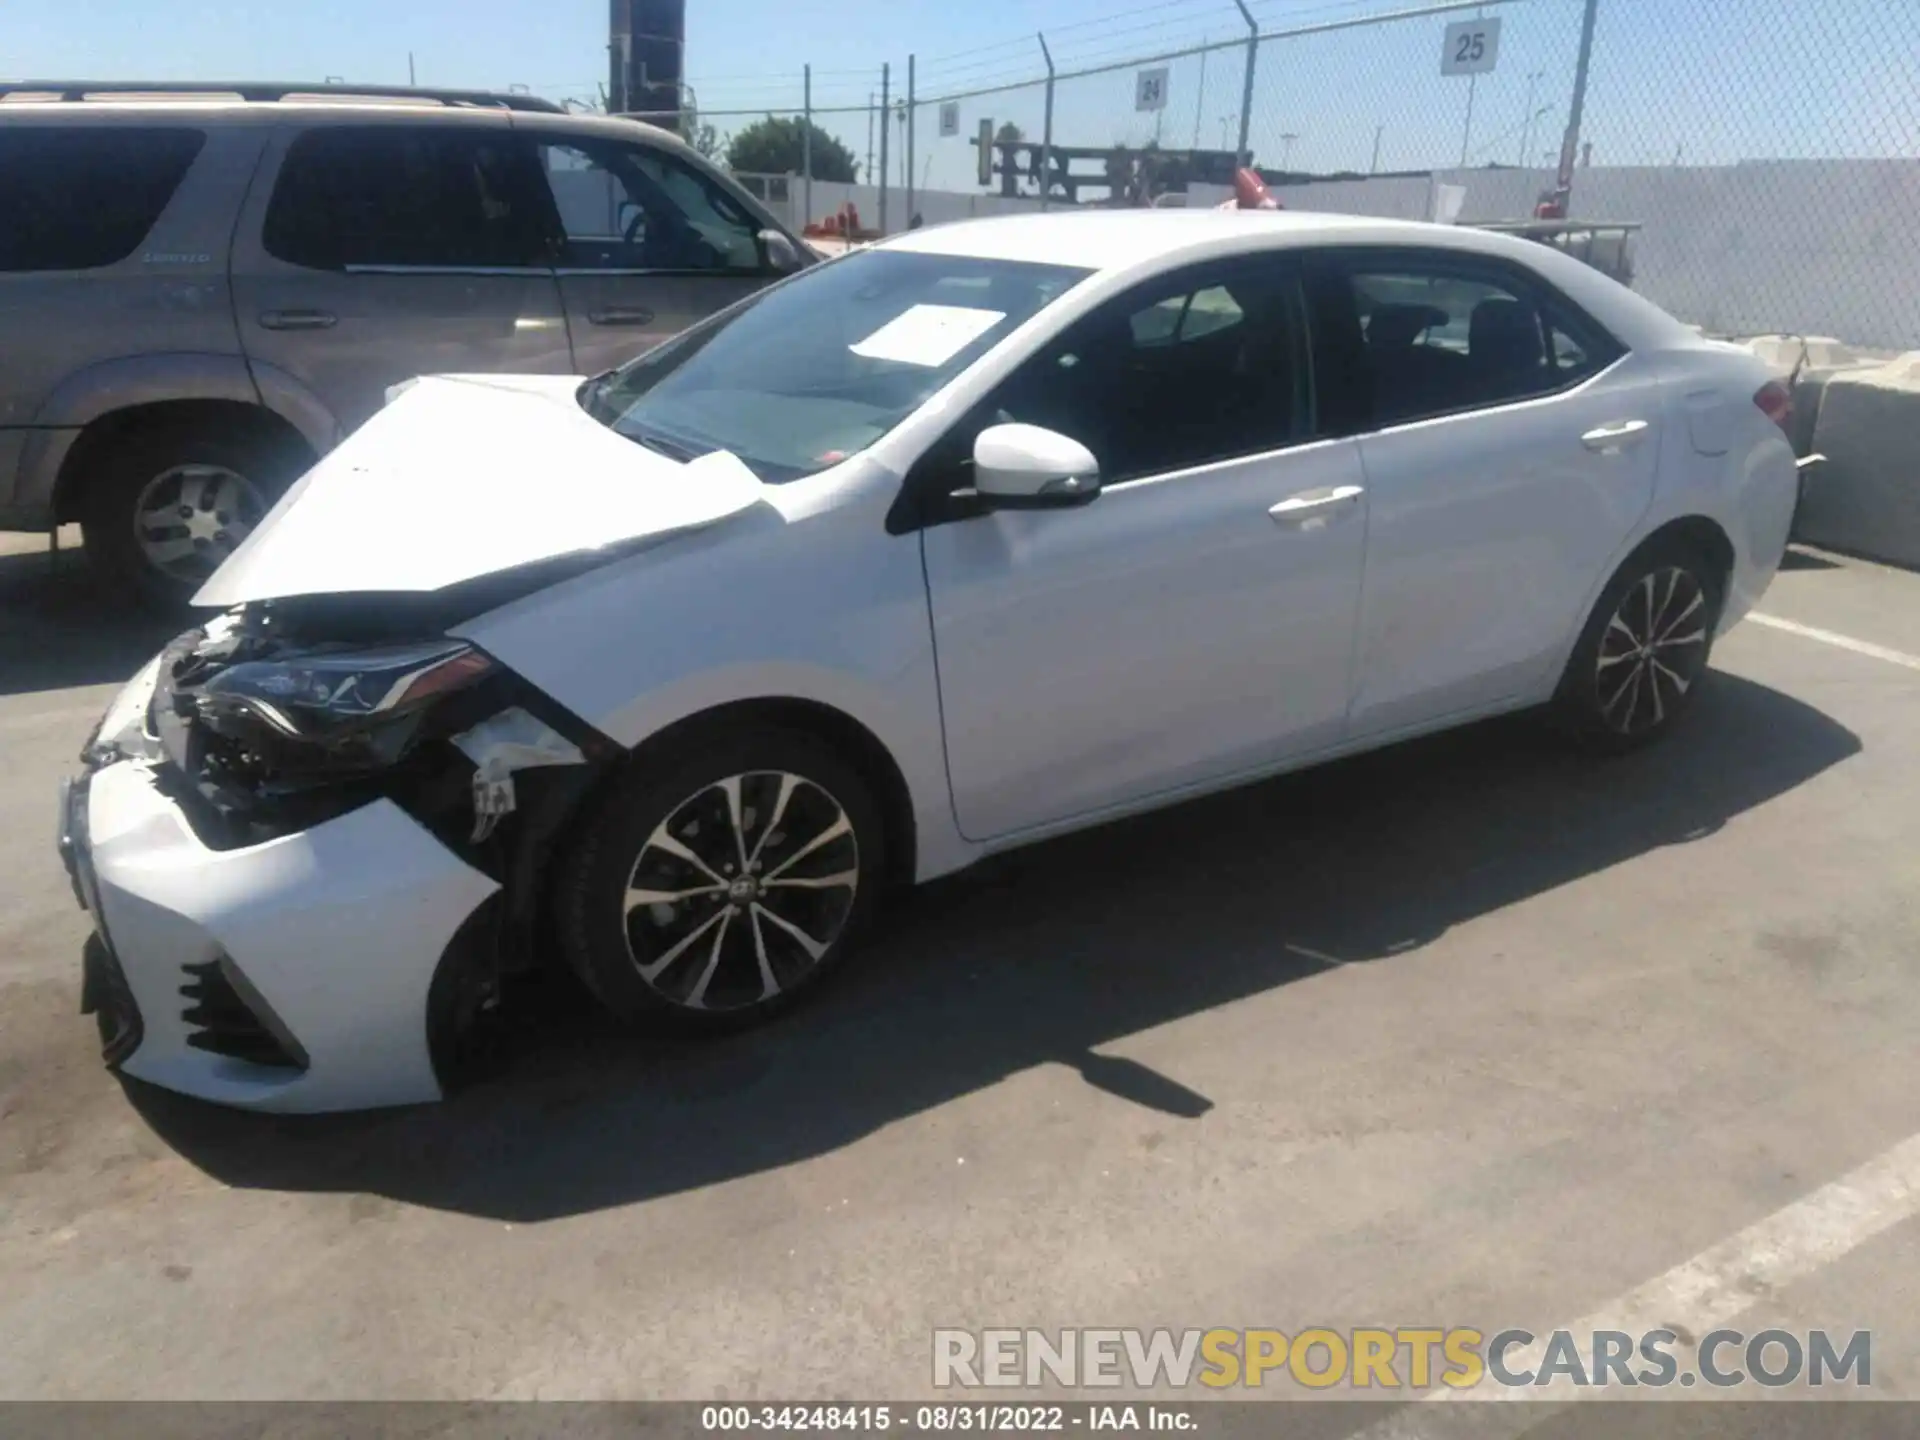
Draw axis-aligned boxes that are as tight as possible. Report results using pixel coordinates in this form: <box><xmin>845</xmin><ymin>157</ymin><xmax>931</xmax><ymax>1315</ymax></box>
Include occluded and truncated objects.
<box><xmin>557</xmin><ymin>727</ymin><xmax>885</xmax><ymax>1032</ymax></box>
<box><xmin>80</xmin><ymin>420</ymin><xmax>299</xmax><ymax>607</ymax></box>
<box><xmin>1552</xmin><ymin>538</ymin><xmax>1724</xmax><ymax>753</ymax></box>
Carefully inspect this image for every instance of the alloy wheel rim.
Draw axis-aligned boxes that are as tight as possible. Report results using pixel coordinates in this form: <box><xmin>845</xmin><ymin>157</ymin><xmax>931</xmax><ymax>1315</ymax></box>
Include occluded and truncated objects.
<box><xmin>1595</xmin><ymin>565</ymin><xmax>1710</xmax><ymax>736</ymax></box>
<box><xmin>623</xmin><ymin>771</ymin><xmax>859</xmax><ymax>1011</ymax></box>
<box><xmin>132</xmin><ymin>464</ymin><xmax>267</xmax><ymax>583</ymax></box>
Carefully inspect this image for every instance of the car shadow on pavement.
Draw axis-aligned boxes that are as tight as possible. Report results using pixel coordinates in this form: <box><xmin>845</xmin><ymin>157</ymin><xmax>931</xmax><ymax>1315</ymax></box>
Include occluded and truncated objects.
<box><xmin>0</xmin><ymin>540</ymin><xmax>181</xmax><ymax>697</ymax></box>
<box><xmin>128</xmin><ymin>669</ymin><xmax>1862</xmax><ymax>1222</ymax></box>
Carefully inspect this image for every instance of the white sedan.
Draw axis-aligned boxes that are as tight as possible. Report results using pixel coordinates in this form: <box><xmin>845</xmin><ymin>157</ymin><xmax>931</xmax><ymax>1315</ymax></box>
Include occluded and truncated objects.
<box><xmin>60</xmin><ymin>210</ymin><xmax>1799</xmax><ymax>1113</ymax></box>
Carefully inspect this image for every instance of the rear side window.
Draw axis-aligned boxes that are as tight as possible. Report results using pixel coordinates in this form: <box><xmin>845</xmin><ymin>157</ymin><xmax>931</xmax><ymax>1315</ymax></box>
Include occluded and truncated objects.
<box><xmin>1339</xmin><ymin>256</ymin><xmax>1624</xmax><ymax>427</ymax></box>
<box><xmin>0</xmin><ymin>126</ymin><xmax>204</xmax><ymax>272</ymax></box>
<box><xmin>263</xmin><ymin>126</ymin><xmax>550</xmax><ymax>271</ymax></box>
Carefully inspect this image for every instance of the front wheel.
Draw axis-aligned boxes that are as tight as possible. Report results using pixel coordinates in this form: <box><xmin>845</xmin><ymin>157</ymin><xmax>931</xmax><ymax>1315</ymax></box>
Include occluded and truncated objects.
<box><xmin>556</xmin><ymin>728</ymin><xmax>886</xmax><ymax>1032</ymax></box>
<box><xmin>1552</xmin><ymin>540</ymin><xmax>1724</xmax><ymax>753</ymax></box>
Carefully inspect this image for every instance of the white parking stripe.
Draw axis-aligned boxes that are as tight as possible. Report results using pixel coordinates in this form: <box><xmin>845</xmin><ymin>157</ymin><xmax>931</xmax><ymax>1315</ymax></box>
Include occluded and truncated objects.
<box><xmin>1747</xmin><ymin>613</ymin><xmax>1920</xmax><ymax>673</ymax></box>
<box><xmin>1356</xmin><ymin>1129</ymin><xmax>1920</xmax><ymax>1436</ymax></box>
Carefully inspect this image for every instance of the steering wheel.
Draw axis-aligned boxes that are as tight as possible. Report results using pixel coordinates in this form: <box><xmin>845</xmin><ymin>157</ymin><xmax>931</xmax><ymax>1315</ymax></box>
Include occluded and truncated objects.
<box><xmin>620</xmin><ymin>203</ymin><xmax>647</xmax><ymax>245</ymax></box>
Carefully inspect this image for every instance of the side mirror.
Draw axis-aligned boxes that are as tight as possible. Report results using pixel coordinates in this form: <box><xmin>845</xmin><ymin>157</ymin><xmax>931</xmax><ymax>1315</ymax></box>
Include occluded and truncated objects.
<box><xmin>971</xmin><ymin>423</ymin><xmax>1101</xmax><ymax>509</ymax></box>
<box><xmin>760</xmin><ymin>229</ymin><xmax>807</xmax><ymax>274</ymax></box>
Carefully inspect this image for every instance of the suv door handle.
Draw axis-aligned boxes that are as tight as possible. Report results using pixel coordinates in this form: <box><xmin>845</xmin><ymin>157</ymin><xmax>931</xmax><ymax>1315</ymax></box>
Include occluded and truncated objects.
<box><xmin>1269</xmin><ymin>484</ymin><xmax>1364</xmax><ymax>527</ymax></box>
<box><xmin>587</xmin><ymin>307</ymin><xmax>655</xmax><ymax>327</ymax></box>
<box><xmin>1581</xmin><ymin>419</ymin><xmax>1650</xmax><ymax>452</ymax></box>
<box><xmin>257</xmin><ymin>309</ymin><xmax>337</xmax><ymax>331</ymax></box>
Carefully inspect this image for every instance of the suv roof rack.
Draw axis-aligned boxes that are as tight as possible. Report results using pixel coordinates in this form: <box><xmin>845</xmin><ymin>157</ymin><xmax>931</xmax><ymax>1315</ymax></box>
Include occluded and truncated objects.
<box><xmin>0</xmin><ymin>80</ymin><xmax>565</xmax><ymax>113</ymax></box>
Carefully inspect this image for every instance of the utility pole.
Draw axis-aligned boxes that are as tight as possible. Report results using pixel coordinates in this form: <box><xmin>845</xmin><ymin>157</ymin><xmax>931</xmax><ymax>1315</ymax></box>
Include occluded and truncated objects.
<box><xmin>1192</xmin><ymin>42</ymin><xmax>1207</xmax><ymax>149</ymax></box>
<box><xmin>1370</xmin><ymin>123</ymin><xmax>1383</xmax><ymax>174</ymax></box>
<box><xmin>802</xmin><ymin>65</ymin><xmax>812</xmax><ymax>231</ymax></box>
<box><xmin>408</xmin><ymin>52</ymin><xmax>416</xmax><ymax>86</ymax></box>
<box><xmin>1038</xmin><ymin>32</ymin><xmax>1055</xmax><ymax>211</ymax></box>
<box><xmin>1554</xmin><ymin>0</ymin><xmax>1601</xmax><ymax>210</ymax></box>
<box><xmin>878</xmin><ymin>62</ymin><xmax>890</xmax><ymax>232</ymax></box>
<box><xmin>1231</xmin><ymin>0</ymin><xmax>1257</xmax><ymax>165</ymax></box>
<box><xmin>866</xmin><ymin>92</ymin><xmax>875</xmax><ymax>187</ymax></box>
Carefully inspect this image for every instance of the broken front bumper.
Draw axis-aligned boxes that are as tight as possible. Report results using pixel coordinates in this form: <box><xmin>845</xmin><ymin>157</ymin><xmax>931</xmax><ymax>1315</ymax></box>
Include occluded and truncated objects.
<box><xmin>62</xmin><ymin>760</ymin><xmax>499</xmax><ymax>1113</ymax></box>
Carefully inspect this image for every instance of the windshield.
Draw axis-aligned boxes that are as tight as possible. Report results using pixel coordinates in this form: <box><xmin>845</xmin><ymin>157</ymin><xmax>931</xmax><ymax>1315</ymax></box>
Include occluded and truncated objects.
<box><xmin>580</xmin><ymin>248</ymin><xmax>1093</xmax><ymax>483</ymax></box>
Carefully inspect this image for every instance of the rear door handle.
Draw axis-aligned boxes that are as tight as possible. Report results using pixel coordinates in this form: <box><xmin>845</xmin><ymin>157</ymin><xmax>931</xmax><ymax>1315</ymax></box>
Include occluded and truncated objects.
<box><xmin>587</xmin><ymin>307</ymin><xmax>656</xmax><ymax>327</ymax></box>
<box><xmin>1268</xmin><ymin>484</ymin><xmax>1364</xmax><ymax>527</ymax></box>
<box><xmin>1581</xmin><ymin>419</ymin><xmax>1650</xmax><ymax>452</ymax></box>
<box><xmin>257</xmin><ymin>309</ymin><xmax>336</xmax><ymax>331</ymax></box>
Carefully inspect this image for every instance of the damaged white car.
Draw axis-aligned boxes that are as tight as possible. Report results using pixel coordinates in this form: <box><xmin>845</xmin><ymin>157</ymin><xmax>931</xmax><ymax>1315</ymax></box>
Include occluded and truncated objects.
<box><xmin>59</xmin><ymin>210</ymin><xmax>1799</xmax><ymax>1113</ymax></box>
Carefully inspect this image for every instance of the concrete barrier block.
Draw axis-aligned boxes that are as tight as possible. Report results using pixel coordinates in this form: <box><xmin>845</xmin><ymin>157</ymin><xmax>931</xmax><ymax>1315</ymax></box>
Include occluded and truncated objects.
<box><xmin>1795</xmin><ymin>353</ymin><xmax>1920</xmax><ymax>567</ymax></box>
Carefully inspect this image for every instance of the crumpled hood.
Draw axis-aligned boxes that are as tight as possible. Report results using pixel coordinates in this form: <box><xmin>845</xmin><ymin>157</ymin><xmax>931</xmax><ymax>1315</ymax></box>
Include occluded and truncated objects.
<box><xmin>194</xmin><ymin>373</ymin><xmax>768</xmax><ymax>607</ymax></box>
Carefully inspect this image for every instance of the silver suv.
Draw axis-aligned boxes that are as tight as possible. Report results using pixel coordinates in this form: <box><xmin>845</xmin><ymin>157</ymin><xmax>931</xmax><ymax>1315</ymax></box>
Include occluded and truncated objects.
<box><xmin>0</xmin><ymin>82</ymin><xmax>812</xmax><ymax>602</ymax></box>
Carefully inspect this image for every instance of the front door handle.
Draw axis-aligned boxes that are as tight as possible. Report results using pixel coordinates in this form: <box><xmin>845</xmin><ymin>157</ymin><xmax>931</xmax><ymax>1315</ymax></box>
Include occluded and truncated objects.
<box><xmin>587</xmin><ymin>306</ymin><xmax>656</xmax><ymax>327</ymax></box>
<box><xmin>1581</xmin><ymin>419</ymin><xmax>1650</xmax><ymax>453</ymax></box>
<box><xmin>1269</xmin><ymin>484</ymin><xmax>1364</xmax><ymax>527</ymax></box>
<box><xmin>257</xmin><ymin>309</ymin><xmax>337</xmax><ymax>331</ymax></box>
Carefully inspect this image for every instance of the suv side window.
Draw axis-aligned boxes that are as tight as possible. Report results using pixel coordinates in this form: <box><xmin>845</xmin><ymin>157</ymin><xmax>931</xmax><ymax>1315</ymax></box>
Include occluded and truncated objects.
<box><xmin>0</xmin><ymin>126</ymin><xmax>204</xmax><ymax>272</ymax></box>
<box><xmin>896</xmin><ymin>258</ymin><xmax>1311</xmax><ymax>530</ymax></box>
<box><xmin>536</xmin><ymin>138</ymin><xmax>767</xmax><ymax>274</ymax></box>
<box><xmin>1336</xmin><ymin>254</ymin><xmax>1622</xmax><ymax>426</ymax></box>
<box><xmin>262</xmin><ymin>126</ymin><xmax>551</xmax><ymax>271</ymax></box>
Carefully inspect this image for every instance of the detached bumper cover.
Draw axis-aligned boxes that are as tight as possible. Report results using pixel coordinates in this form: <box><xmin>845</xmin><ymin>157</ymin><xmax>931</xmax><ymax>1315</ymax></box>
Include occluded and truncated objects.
<box><xmin>79</xmin><ymin>760</ymin><xmax>499</xmax><ymax>1113</ymax></box>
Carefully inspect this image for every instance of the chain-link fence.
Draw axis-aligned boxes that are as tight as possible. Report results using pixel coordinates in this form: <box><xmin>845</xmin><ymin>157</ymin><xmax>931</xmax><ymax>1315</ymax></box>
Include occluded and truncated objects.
<box><xmin>669</xmin><ymin>0</ymin><xmax>1918</xmax><ymax>348</ymax></box>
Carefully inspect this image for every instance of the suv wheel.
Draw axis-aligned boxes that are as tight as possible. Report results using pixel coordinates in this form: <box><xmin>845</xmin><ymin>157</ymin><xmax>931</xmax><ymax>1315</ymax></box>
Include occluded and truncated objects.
<box><xmin>557</xmin><ymin>727</ymin><xmax>885</xmax><ymax>1032</ymax></box>
<box><xmin>81</xmin><ymin>421</ymin><xmax>298</xmax><ymax>606</ymax></box>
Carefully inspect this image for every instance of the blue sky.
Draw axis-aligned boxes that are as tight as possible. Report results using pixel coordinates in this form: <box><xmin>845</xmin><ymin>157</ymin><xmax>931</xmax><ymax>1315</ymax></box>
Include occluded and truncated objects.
<box><xmin>7</xmin><ymin>0</ymin><xmax>1913</xmax><ymax>194</ymax></box>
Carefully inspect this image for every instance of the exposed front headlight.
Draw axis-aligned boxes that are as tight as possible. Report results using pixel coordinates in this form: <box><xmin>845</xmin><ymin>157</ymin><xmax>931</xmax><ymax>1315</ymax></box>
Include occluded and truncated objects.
<box><xmin>194</xmin><ymin>640</ymin><xmax>499</xmax><ymax>775</ymax></box>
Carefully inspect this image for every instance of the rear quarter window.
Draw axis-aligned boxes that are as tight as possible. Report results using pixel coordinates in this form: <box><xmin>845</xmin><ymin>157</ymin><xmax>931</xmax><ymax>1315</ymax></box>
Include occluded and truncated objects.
<box><xmin>0</xmin><ymin>126</ymin><xmax>205</xmax><ymax>273</ymax></box>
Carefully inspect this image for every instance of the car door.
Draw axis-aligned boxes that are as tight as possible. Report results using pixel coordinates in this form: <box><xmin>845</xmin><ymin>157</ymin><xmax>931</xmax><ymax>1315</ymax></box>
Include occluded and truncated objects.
<box><xmin>915</xmin><ymin>256</ymin><xmax>1371</xmax><ymax>842</ymax></box>
<box><xmin>529</xmin><ymin>133</ymin><xmax>782</xmax><ymax>375</ymax></box>
<box><xmin>230</xmin><ymin>116</ymin><xmax>573</xmax><ymax>440</ymax></box>
<box><xmin>1312</xmin><ymin>247</ymin><xmax>1663</xmax><ymax>739</ymax></box>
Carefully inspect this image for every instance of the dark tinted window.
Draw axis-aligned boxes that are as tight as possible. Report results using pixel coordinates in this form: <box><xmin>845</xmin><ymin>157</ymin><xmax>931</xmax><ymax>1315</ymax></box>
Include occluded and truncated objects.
<box><xmin>0</xmin><ymin>126</ymin><xmax>204</xmax><ymax>272</ymax></box>
<box><xmin>263</xmin><ymin>126</ymin><xmax>550</xmax><ymax>270</ymax></box>
<box><xmin>966</xmin><ymin>262</ymin><xmax>1310</xmax><ymax>485</ymax></box>
<box><xmin>537</xmin><ymin>139</ymin><xmax>765</xmax><ymax>273</ymax></box>
<box><xmin>1342</xmin><ymin>258</ymin><xmax>1620</xmax><ymax>426</ymax></box>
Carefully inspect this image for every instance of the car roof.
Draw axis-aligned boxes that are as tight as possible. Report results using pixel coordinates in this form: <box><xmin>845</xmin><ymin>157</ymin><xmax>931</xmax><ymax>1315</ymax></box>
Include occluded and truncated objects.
<box><xmin>886</xmin><ymin>207</ymin><xmax>1527</xmax><ymax>269</ymax></box>
<box><xmin>881</xmin><ymin>208</ymin><xmax>1692</xmax><ymax>350</ymax></box>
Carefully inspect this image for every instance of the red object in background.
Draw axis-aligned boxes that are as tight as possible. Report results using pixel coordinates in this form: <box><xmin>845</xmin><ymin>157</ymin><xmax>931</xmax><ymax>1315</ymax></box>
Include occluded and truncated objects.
<box><xmin>1231</xmin><ymin>167</ymin><xmax>1281</xmax><ymax>210</ymax></box>
<box><xmin>1534</xmin><ymin>194</ymin><xmax>1567</xmax><ymax>220</ymax></box>
<box><xmin>1754</xmin><ymin>380</ymin><xmax>1795</xmax><ymax>435</ymax></box>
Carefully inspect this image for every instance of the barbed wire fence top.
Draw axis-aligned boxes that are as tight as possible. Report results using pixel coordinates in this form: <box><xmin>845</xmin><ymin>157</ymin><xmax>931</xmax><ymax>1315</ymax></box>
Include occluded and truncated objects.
<box><xmin>673</xmin><ymin>0</ymin><xmax>1918</xmax><ymax>348</ymax></box>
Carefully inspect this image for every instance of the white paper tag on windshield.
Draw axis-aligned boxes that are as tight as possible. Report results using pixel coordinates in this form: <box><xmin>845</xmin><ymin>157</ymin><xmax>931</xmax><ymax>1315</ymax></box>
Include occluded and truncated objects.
<box><xmin>849</xmin><ymin>304</ymin><xmax>1006</xmax><ymax>367</ymax></box>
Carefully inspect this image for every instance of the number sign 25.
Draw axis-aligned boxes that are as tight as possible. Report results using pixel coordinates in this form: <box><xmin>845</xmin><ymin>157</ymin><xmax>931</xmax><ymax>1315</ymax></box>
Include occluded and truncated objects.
<box><xmin>1441</xmin><ymin>16</ymin><xmax>1502</xmax><ymax>76</ymax></box>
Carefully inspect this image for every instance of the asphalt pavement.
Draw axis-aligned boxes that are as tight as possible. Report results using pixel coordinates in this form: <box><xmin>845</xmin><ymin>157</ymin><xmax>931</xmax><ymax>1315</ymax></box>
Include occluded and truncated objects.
<box><xmin>2</xmin><ymin>528</ymin><xmax>1918</xmax><ymax>1417</ymax></box>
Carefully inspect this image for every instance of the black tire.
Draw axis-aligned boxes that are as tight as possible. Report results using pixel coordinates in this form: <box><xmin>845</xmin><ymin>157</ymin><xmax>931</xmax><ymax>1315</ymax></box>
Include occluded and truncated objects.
<box><xmin>79</xmin><ymin>419</ymin><xmax>302</xmax><ymax>608</ymax></box>
<box><xmin>556</xmin><ymin>726</ymin><xmax>886</xmax><ymax>1033</ymax></box>
<box><xmin>1551</xmin><ymin>537</ymin><xmax>1726</xmax><ymax>754</ymax></box>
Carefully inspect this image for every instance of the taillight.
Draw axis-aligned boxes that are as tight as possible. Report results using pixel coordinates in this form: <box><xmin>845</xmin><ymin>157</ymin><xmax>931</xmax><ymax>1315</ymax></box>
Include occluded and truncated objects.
<box><xmin>1754</xmin><ymin>380</ymin><xmax>1793</xmax><ymax>434</ymax></box>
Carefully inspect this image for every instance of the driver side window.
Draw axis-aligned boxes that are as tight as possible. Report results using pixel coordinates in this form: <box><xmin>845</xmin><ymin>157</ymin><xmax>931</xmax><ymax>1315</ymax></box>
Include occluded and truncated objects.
<box><xmin>895</xmin><ymin>258</ymin><xmax>1311</xmax><ymax>531</ymax></box>
<box><xmin>535</xmin><ymin>139</ymin><xmax>767</xmax><ymax>274</ymax></box>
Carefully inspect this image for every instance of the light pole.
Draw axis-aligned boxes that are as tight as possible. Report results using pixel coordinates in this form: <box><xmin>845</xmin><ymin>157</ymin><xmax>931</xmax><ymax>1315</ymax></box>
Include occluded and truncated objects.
<box><xmin>1518</xmin><ymin>69</ymin><xmax>1545</xmax><ymax>165</ymax></box>
<box><xmin>1520</xmin><ymin>103</ymin><xmax>1553</xmax><ymax>170</ymax></box>
<box><xmin>1370</xmin><ymin>123</ymin><xmax>1384</xmax><ymax>174</ymax></box>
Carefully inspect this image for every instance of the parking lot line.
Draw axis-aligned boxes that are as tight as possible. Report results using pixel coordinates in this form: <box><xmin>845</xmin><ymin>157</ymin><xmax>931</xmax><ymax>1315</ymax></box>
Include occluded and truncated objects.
<box><xmin>1747</xmin><ymin>612</ymin><xmax>1920</xmax><ymax>674</ymax></box>
<box><xmin>1360</xmin><ymin>1129</ymin><xmax>1920</xmax><ymax>1436</ymax></box>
